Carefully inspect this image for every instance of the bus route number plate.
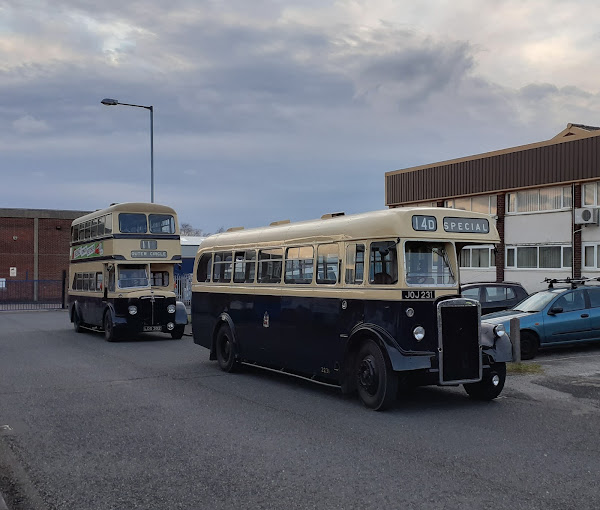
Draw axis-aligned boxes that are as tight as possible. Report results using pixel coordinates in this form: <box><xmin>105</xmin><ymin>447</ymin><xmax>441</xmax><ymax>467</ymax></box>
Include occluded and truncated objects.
<box><xmin>402</xmin><ymin>290</ymin><xmax>434</xmax><ymax>300</ymax></box>
<box><xmin>143</xmin><ymin>326</ymin><xmax>163</xmax><ymax>332</ymax></box>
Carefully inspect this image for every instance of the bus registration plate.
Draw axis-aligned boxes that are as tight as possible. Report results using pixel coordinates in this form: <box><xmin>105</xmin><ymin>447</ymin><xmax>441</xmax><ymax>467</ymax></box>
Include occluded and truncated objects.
<box><xmin>402</xmin><ymin>290</ymin><xmax>434</xmax><ymax>300</ymax></box>
<box><xmin>143</xmin><ymin>326</ymin><xmax>163</xmax><ymax>332</ymax></box>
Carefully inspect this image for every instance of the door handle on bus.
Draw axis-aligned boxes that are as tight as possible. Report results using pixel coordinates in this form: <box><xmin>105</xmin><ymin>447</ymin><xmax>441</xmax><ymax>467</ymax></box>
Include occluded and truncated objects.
<box><xmin>581</xmin><ymin>313</ymin><xmax>589</xmax><ymax>318</ymax></box>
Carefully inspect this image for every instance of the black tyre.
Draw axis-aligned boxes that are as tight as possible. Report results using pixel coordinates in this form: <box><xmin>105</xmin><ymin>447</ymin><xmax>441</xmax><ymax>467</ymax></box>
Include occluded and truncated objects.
<box><xmin>103</xmin><ymin>312</ymin><xmax>118</xmax><ymax>343</ymax></box>
<box><xmin>215</xmin><ymin>324</ymin><xmax>239</xmax><ymax>372</ymax></box>
<box><xmin>520</xmin><ymin>331</ymin><xmax>539</xmax><ymax>360</ymax></box>
<box><xmin>171</xmin><ymin>325</ymin><xmax>185</xmax><ymax>340</ymax></box>
<box><xmin>355</xmin><ymin>339</ymin><xmax>398</xmax><ymax>411</ymax></box>
<box><xmin>464</xmin><ymin>362</ymin><xmax>506</xmax><ymax>401</ymax></box>
<box><xmin>73</xmin><ymin>308</ymin><xmax>83</xmax><ymax>333</ymax></box>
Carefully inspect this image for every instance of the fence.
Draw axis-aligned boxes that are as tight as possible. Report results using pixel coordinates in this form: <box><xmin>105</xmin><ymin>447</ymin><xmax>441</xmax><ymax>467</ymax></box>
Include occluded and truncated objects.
<box><xmin>0</xmin><ymin>274</ymin><xmax>67</xmax><ymax>311</ymax></box>
<box><xmin>175</xmin><ymin>273</ymin><xmax>193</xmax><ymax>307</ymax></box>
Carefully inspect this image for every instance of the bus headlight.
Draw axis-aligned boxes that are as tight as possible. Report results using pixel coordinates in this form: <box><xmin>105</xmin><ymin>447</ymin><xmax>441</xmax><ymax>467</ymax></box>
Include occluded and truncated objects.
<box><xmin>128</xmin><ymin>305</ymin><xmax>138</xmax><ymax>315</ymax></box>
<box><xmin>167</xmin><ymin>304</ymin><xmax>176</xmax><ymax>314</ymax></box>
<box><xmin>167</xmin><ymin>322</ymin><xmax>175</xmax><ymax>331</ymax></box>
<box><xmin>413</xmin><ymin>326</ymin><xmax>425</xmax><ymax>341</ymax></box>
<box><xmin>493</xmin><ymin>324</ymin><xmax>506</xmax><ymax>337</ymax></box>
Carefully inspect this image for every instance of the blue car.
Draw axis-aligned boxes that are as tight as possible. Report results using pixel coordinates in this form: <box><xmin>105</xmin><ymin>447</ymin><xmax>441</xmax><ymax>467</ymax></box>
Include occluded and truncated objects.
<box><xmin>482</xmin><ymin>282</ymin><xmax>600</xmax><ymax>359</ymax></box>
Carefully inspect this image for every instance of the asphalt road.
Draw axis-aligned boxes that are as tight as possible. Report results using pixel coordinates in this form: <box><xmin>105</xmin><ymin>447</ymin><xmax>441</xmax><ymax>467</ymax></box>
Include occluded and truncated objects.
<box><xmin>0</xmin><ymin>310</ymin><xmax>599</xmax><ymax>510</ymax></box>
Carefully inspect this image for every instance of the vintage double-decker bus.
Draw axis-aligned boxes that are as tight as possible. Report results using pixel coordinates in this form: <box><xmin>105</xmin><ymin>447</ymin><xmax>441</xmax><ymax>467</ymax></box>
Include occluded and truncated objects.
<box><xmin>191</xmin><ymin>208</ymin><xmax>513</xmax><ymax>410</ymax></box>
<box><xmin>68</xmin><ymin>203</ymin><xmax>188</xmax><ymax>341</ymax></box>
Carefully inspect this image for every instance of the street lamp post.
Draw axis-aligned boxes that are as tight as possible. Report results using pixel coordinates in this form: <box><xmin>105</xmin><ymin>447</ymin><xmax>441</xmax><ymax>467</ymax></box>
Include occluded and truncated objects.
<box><xmin>101</xmin><ymin>98</ymin><xmax>155</xmax><ymax>203</ymax></box>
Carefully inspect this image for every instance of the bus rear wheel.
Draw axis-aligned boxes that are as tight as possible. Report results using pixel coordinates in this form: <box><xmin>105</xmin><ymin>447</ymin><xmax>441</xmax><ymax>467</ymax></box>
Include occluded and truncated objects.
<box><xmin>73</xmin><ymin>309</ymin><xmax>83</xmax><ymax>333</ymax></box>
<box><xmin>355</xmin><ymin>339</ymin><xmax>398</xmax><ymax>411</ymax></box>
<box><xmin>216</xmin><ymin>324</ymin><xmax>239</xmax><ymax>372</ymax></box>
<box><xmin>103</xmin><ymin>312</ymin><xmax>118</xmax><ymax>343</ymax></box>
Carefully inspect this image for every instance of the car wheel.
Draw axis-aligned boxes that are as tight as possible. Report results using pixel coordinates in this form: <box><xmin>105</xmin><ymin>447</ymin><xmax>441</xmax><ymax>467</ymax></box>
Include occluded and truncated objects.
<box><xmin>355</xmin><ymin>339</ymin><xmax>398</xmax><ymax>411</ymax></box>
<box><xmin>104</xmin><ymin>312</ymin><xmax>118</xmax><ymax>343</ymax></box>
<box><xmin>520</xmin><ymin>331</ymin><xmax>539</xmax><ymax>360</ymax></box>
<box><xmin>464</xmin><ymin>362</ymin><xmax>506</xmax><ymax>400</ymax></box>
<box><xmin>216</xmin><ymin>324</ymin><xmax>239</xmax><ymax>372</ymax></box>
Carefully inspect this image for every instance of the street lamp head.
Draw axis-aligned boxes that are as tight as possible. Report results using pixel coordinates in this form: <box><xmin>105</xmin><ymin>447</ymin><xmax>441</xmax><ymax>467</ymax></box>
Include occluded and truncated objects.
<box><xmin>101</xmin><ymin>98</ymin><xmax>119</xmax><ymax>106</ymax></box>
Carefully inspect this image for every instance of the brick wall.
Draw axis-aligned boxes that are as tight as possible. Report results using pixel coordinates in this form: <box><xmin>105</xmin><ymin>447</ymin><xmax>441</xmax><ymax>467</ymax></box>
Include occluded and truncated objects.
<box><xmin>0</xmin><ymin>217</ymin><xmax>35</xmax><ymax>279</ymax></box>
<box><xmin>38</xmin><ymin>218</ymin><xmax>75</xmax><ymax>280</ymax></box>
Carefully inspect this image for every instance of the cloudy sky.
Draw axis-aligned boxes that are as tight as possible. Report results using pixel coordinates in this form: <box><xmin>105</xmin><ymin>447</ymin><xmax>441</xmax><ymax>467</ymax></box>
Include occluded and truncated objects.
<box><xmin>2</xmin><ymin>0</ymin><xmax>600</xmax><ymax>232</ymax></box>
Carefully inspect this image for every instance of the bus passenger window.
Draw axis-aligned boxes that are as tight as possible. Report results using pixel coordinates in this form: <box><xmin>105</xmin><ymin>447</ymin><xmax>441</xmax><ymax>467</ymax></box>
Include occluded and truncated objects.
<box><xmin>197</xmin><ymin>253</ymin><xmax>212</xmax><ymax>282</ymax></box>
<box><xmin>119</xmin><ymin>213</ymin><xmax>147</xmax><ymax>234</ymax></box>
<box><xmin>96</xmin><ymin>272</ymin><xmax>103</xmax><ymax>291</ymax></box>
<box><xmin>317</xmin><ymin>244</ymin><xmax>338</xmax><ymax>284</ymax></box>
<box><xmin>345</xmin><ymin>244</ymin><xmax>365</xmax><ymax>284</ymax></box>
<box><xmin>285</xmin><ymin>246</ymin><xmax>314</xmax><ymax>284</ymax></box>
<box><xmin>258</xmin><ymin>249</ymin><xmax>283</xmax><ymax>283</ymax></box>
<box><xmin>213</xmin><ymin>252</ymin><xmax>233</xmax><ymax>283</ymax></box>
<box><xmin>369</xmin><ymin>241</ymin><xmax>398</xmax><ymax>285</ymax></box>
<box><xmin>233</xmin><ymin>251</ymin><xmax>256</xmax><ymax>283</ymax></box>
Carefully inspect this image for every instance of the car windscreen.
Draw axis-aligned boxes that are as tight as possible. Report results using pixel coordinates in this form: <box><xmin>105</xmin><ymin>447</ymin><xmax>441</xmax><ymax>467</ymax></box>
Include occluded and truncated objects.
<box><xmin>513</xmin><ymin>289</ymin><xmax>566</xmax><ymax>312</ymax></box>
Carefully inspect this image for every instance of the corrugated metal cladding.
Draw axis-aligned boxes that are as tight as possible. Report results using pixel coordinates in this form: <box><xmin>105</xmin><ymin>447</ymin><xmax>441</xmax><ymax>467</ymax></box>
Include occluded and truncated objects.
<box><xmin>386</xmin><ymin>134</ymin><xmax>600</xmax><ymax>205</ymax></box>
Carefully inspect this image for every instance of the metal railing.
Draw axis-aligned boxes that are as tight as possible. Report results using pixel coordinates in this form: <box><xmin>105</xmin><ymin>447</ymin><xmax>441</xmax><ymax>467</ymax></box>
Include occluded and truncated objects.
<box><xmin>0</xmin><ymin>277</ymin><xmax>66</xmax><ymax>311</ymax></box>
<box><xmin>174</xmin><ymin>273</ymin><xmax>192</xmax><ymax>307</ymax></box>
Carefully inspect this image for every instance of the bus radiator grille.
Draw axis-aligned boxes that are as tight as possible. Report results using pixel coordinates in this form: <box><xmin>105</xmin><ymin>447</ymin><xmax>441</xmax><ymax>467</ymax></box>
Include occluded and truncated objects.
<box><xmin>437</xmin><ymin>301</ymin><xmax>480</xmax><ymax>384</ymax></box>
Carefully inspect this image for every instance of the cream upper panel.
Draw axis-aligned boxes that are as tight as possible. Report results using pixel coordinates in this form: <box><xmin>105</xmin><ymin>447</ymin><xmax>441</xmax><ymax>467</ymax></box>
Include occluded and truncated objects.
<box><xmin>196</xmin><ymin>208</ymin><xmax>499</xmax><ymax>253</ymax></box>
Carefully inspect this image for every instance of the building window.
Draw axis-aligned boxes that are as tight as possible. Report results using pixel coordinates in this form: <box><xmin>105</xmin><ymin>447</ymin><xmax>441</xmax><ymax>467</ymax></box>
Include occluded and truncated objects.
<box><xmin>506</xmin><ymin>186</ymin><xmax>572</xmax><ymax>214</ymax></box>
<box><xmin>582</xmin><ymin>243</ymin><xmax>600</xmax><ymax>269</ymax></box>
<box><xmin>583</xmin><ymin>181</ymin><xmax>600</xmax><ymax>206</ymax></box>
<box><xmin>445</xmin><ymin>195</ymin><xmax>497</xmax><ymax>216</ymax></box>
<box><xmin>459</xmin><ymin>246</ymin><xmax>496</xmax><ymax>268</ymax></box>
<box><xmin>506</xmin><ymin>245</ymin><xmax>572</xmax><ymax>269</ymax></box>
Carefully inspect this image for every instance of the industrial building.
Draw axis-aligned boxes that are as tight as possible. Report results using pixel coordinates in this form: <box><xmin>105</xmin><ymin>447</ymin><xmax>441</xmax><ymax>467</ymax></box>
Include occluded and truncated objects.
<box><xmin>385</xmin><ymin>123</ymin><xmax>600</xmax><ymax>292</ymax></box>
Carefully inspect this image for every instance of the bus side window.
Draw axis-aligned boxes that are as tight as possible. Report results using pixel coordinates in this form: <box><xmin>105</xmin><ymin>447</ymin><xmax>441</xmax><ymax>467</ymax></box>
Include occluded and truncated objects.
<box><xmin>233</xmin><ymin>251</ymin><xmax>256</xmax><ymax>283</ymax></box>
<box><xmin>317</xmin><ymin>244</ymin><xmax>338</xmax><ymax>284</ymax></box>
<box><xmin>96</xmin><ymin>272</ymin><xmax>103</xmax><ymax>291</ymax></box>
<box><xmin>258</xmin><ymin>248</ymin><xmax>283</xmax><ymax>283</ymax></box>
<box><xmin>197</xmin><ymin>253</ymin><xmax>212</xmax><ymax>282</ymax></box>
<box><xmin>345</xmin><ymin>243</ymin><xmax>365</xmax><ymax>284</ymax></box>
<box><xmin>213</xmin><ymin>252</ymin><xmax>233</xmax><ymax>283</ymax></box>
<box><xmin>369</xmin><ymin>241</ymin><xmax>398</xmax><ymax>285</ymax></box>
<box><xmin>285</xmin><ymin>246</ymin><xmax>314</xmax><ymax>284</ymax></box>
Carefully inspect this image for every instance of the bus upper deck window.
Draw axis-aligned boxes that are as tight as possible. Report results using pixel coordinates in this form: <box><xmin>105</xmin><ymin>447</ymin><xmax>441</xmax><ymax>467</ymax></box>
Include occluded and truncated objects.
<box><xmin>119</xmin><ymin>213</ymin><xmax>147</xmax><ymax>234</ymax></box>
<box><xmin>149</xmin><ymin>214</ymin><xmax>175</xmax><ymax>234</ymax></box>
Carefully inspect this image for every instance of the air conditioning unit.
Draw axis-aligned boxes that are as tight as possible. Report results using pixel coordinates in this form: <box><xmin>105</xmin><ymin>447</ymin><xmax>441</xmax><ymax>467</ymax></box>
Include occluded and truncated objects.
<box><xmin>574</xmin><ymin>207</ymin><xmax>599</xmax><ymax>225</ymax></box>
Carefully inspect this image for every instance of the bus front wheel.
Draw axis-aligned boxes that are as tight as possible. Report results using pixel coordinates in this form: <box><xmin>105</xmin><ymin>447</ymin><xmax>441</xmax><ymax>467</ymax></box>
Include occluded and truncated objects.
<box><xmin>216</xmin><ymin>324</ymin><xmax>239</xmax><ymax>372</ymax></box>
<box><xmin>103</xmin><ymin>312</ymin><xmax>118</xmax><ymax>343</ymax></box>
<box><xmin>171</xmin><ymin>326</ymin><xmax>185</xmax><ymax>340</ymax></box>
<box><xmin>355</xmin><ymin>339</ymin><xmax>398</xmax><ymax>411</ymax></box>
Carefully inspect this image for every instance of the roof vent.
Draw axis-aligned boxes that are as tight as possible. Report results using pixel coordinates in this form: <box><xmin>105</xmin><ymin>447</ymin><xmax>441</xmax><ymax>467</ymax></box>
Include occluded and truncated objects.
<box><xmin>270</xmin><ymin>219</ymin><xmax>290</xmax><ymax>226</ymax></box>
<box><xmin>226</xmin><ymin>226</ymin><xmax>244</xmax><ymax>232</ymax></box>
<box><xmin>321</xmin><ymin>212</ymin><xmax>345</xmax><ymax>219</ymax></box>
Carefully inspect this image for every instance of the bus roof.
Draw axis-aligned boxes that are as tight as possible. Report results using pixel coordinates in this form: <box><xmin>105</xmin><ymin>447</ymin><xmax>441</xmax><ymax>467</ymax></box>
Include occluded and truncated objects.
<box><xmin>72</xmin><ymin>202</ymin><xmax>177</xmax><ymax>225</ymax></box>
<box><xmin>197</xmin><ymin>207</ymin><xmax>500</xmax><ymax>251</ymax></box>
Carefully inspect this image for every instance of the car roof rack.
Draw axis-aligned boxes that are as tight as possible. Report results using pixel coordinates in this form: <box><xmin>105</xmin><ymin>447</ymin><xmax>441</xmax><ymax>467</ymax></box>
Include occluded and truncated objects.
<box><xmin>543</xmin><ymin>277</ymin><xmax>600</xmax><ymax>289</ymax></box>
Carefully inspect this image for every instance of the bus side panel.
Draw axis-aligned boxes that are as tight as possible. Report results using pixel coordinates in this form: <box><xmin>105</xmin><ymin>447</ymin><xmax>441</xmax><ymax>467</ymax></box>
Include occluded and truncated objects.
<box><xmin>232</xmin><ymin>293</ymin><xmax>282</xmax><ymax>367</ymax></box>
<box><xmin>191</xmin><ymin>291</ymin><xmax>218</xmax><ymax>350</ymax></box>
